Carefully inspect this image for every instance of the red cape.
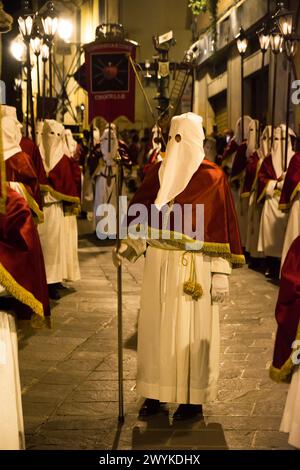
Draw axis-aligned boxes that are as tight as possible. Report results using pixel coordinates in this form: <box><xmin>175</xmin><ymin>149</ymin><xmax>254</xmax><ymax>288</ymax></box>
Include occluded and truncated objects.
<box><xmin>20</xmin><ymin>136</ymin><xmax>48</xmax><ymax>186</ymax></box>
<box><xmin>270</xmin><ymin>235</ymin><xmax>300</xmax><ymax>383</ymax></box>
<box><xmin>127</xmin><ymin>159</ymin><xmax>245</xmax><ymax>266</ymax></box>
<box><xmin>241</xmin><ymin>151</ymin><xmax>260</xmax><ymax>197</ymax></box>
<box><xmin>5</xmin><ymin>151</ymin><xmax>44</xmax><ymax>222</ymax></box>
<box><xmin>256</xmin><ymin>155</ymin><xmax>278</xmax><ymax>203</ymax></box>
<box><xmin>41</xmin><ymin>155</ymin><xmax>81</xmax><ymax>212</ymax></box>
<box><xmin>0</xmin><ymin>187</ymin><xmax>50</xmax><ymax>319</ymax></box>
<box><xmin>279</xmin><ymin>152</ymin><xmax>300</xmax><ymax>210</ymax></box>
<box><xmin>230</xmin><ymin>142</ymin><xmax>247</xmax><ymax>182</ymax></box>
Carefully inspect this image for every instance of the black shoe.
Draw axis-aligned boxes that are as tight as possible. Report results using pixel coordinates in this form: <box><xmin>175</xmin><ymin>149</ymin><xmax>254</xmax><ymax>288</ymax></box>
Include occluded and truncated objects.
<box><xmin>48</xmin><ymin>285</ymin><xmax>61</xmax><ymax>300</ymax></box>
<box><xmin>138</xmin><ymin>399</ymin><xmax>167</xmax><ymax>418</ymax></box>
<box><xmin>55</xmin><ymin>283</ymin><xmax>68</xmax><ymax>290</ymax></box>
<box><xmin>173</xmin><ymin>404</ymin><xmax>203</xmax><ymax>421</ymax></box>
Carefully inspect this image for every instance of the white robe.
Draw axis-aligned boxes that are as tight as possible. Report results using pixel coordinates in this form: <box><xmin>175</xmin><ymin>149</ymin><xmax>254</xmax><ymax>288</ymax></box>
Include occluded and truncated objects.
<box><xmin>245</xmin><ymin>191</ymin><xmax>264</xmax><ymax>258</ymax></box>
<box><xmin>94</xmin><ymin>165</ymin><xmax>118</xmax><ymax>233</ymax></box>
<box><xmin>280</xmin><ymin>366</ymin><xmax>300</xmax><ymax>449</ymax></box>
<box><xmin>62</xmin><ymin>214</ymin><xmax>81</xmax><ymax>282</ymax></box>
<box><xmin>137</xmin><ymin>245</ymin><xmax>231</xmax><ymax>404</ymax></box>
<box><xmin>258</xmin><ymin>183</ymin><xmax>289</xmax><ymax>258</ymax></box>
<box><xmin>38</xmin><ymin>194</ymin><xmax>65</xmax><ymax>284</ymax></box>
<box><xmin>281</xmin><ymin>193</ymin><xmax>300</xmax><ymax>269</ymax></box>
<box><xmin>0</xmin><ymin>310</ymin><xmax>25</xmax><ymax>450</ymax></box>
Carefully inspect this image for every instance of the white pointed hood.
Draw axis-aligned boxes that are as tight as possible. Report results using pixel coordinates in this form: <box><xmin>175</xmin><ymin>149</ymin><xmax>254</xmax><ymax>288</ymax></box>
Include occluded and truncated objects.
<box><xmin>1</xmin><ymin>104</ymin><xmax>23</xmax><ymax>145</ymax></box>
<box><xmin>39</xmin><ymin>119</ymin><xmax>66</xmax><ymax>172</ymax></box>
<box><xmin>271</xmin><ymin>124</ymin><xmax>295</xmax><ymax>178</ymax></box>
<box><xmin>246</xmin><ymin>119</ymin><xmax>260</xmax><ymax>158</ymax></box>
<box><xmin>155</xmin><ymin>112</ymin><xmax>205</xmax><ymax>209</ymax></box>
<box><xmin>100</xmin><ymin>125</ymin><xmax>118</xmax><ymax>166</ymax></box>
<box><xmin>257</xmin><ymin>125</ymin><xmax>272</xmax><ymax>160</ymax></box>
<box><xmin>1</xmin><ymin>115</ymin><xmax>22</xmax><ymax>160</ymax></box>
<box><xmin>234</xmin><ymin>115</ymin><xmax>252</xmax><ymax>145</ymax></box>
<box><xmin>65</xmin><ymin>129</ymin><xmax>77</xmax><ymax>157</ymax></box>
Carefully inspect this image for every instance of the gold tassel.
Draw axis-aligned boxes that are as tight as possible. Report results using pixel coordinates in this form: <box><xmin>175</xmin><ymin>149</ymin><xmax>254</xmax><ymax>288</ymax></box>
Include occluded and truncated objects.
<box><xmin>182</xmin><ymin>252</ymin><xmax>203</xmax><ymax>301</ymax></box>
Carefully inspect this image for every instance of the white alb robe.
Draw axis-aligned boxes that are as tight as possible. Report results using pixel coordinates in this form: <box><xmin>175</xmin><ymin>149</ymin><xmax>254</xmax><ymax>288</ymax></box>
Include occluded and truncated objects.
<box><xmin>136</xmin><ymin>244</ymin><xmax>231</xmax><ymax>404</ymax></box>
<box><xmin>38</xmin><ymin>193</ymin><xmax>65</xmax><ymax>284</ymax></box>
<box><xmin>62</xmin><ymin>214</ymin><xmax>81</xmax><ymax>282</ymax></box>
<box><xmin>94</xmin><ymin>164</ymin><xmax>118</xmax><ymax>232</ymax></box>
<box><xmin>0</xmin><ymin>310</ymin><xmax>25</xmax><ymax>450</ymax></box>
<box><xmin>258</xmin><ymin>183</ymin><xmax>289</xmax><ymax>257</ymax></box>
<box><xmin>280</xmin><ymin>366</ymin><xmax>300</xmax><ymax>449</ymax></box>
<box><xmin>281</xmin><ymin>193</ymin><xmax>300</xmax><ymax>268</ymax></box>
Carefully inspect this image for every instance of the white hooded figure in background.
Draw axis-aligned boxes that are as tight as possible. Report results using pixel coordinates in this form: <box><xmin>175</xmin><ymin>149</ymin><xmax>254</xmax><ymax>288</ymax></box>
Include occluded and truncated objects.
<box><xmin>258</xmin><ymin>124</ymin><xmax>295</xmax><ymax>259</ymax></box>
<box><xmin>65</xmin><ymin>129</ymin><xmax>77</xmax><ymax>158</ymax></box>
<box><xmin>94</xmin><ymin>124</ymin><xmax>119</xmax><ymax>234</ymax></box>
<box><xmin>238</xmin><ymin>118</ymin><xmax>260</xmax><ymax>247</ymax></box>
<box><xmin>62</xmin><ymin>128</ymin><xmax>81</xmax><ymax>282</ymax></box>
<box><xmin>115</xmin><ymin>113</ymin><xmax>236</xmax><ymax>420</ymax></box>
<box><xmin>246</xmin><ymin>125</ymin><xmax>271</xmax><ymax>258</ymax></box>
<box><xmin>35</xmin><ymin>120</ymin><xmax>44</xmax><ymax>146</ymax></box>
<box><xmin>38</xmin><ymin>120</ymin><xmax>65</xmax><ymax>291</ymax></box>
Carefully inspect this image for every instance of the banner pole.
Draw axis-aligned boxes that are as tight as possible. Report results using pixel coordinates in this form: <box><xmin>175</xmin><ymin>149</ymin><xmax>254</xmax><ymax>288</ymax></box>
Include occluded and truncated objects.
<box><xmin>115</xmin><ymin>143</ymin><xmax>124</xmax><ymax>423</ymax></box>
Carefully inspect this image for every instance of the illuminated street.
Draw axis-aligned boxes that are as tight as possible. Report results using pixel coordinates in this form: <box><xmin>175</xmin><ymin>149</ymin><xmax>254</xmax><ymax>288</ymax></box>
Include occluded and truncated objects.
<box><xmin>18</xmin><ymin>221</ymin><xmax>292</xmax><ymax>450</ymax></box>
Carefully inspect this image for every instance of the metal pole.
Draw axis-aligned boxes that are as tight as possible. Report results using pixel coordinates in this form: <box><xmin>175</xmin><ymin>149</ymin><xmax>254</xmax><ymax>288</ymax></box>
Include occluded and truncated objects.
<box><xmin>241</xmin><ymin>54</ymin><xmax>244</xmax><ymax>141</ymax></box>
<box><xmin>260</xmin><ymin>51</ymin><xmax>265</xmax><ymax>125</ymax></box>
<box><xmin>284</xmin><ymin>59</ymin><xmax>292</xmax><ymax>171</ymax></box>
<box><xmin>26</xmin><ymin>43</ymin><xmax>35</xmax><ymax>143</ymax></box>
<box><xmin>49</xmin><ymin>45</ymin><xmax>53</xmax><ymax>99</ymax></box>
<box><xmin>115</xmin><ymin>142</ymin><xmax>124</xmax><ymax>423</ymax></box>
<box><xmin>42</xmin><ymin>59</ymin><xmax>46</xmax><ymax>119</ymax></box>
<box><xmin>36</xmin><ymin>55</ymin><xmax>41</xmax><ymax>99</ymax></box>
<box><xmin>271</xmin><ymin>53</ymin><xmax>278</xmax><ymax>147</ymax></box>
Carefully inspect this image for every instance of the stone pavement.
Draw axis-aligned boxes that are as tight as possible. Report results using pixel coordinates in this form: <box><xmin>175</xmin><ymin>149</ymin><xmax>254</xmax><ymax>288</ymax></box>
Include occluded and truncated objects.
<box><xmin>18</xmin><ymin>220</ymin><xmax>293</xmax><ymax>450</ymax></box>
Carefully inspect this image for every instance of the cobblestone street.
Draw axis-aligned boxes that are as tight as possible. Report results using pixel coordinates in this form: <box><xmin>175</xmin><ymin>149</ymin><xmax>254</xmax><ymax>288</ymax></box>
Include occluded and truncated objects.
<box><xmin>18</xmin><ymin>221</ymin><xmax>293</xmax><ymax>450</ymax></box>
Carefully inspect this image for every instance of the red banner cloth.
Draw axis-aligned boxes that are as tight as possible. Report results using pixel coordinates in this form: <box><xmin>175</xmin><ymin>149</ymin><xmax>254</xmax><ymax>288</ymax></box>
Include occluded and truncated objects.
<box><xmin>84</xmin><ymin>40</ymin><xmax>136</xmax><ymax>124</ymax></box>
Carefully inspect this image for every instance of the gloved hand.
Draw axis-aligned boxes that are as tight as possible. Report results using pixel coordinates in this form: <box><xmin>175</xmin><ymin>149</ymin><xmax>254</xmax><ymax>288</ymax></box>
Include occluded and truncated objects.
<box><xmin>112</xmin><ymin>243</ymin><xmax>128</xmax><ymax>267</ymax></box>
<box><xmin>211</xmin><ymin>274</ymin><xmax>229</xmax><ymax>303</ymax></box>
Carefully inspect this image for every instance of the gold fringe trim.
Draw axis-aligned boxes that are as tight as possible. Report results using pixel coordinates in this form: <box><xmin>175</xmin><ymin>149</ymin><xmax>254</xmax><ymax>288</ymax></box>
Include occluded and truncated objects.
<box><xmin>269</xmin><ymin>319</ymin><xmax>300</xmax><ymax>383</ymax></box>
<box><xmin>40</xmin><ymin>184</ymin><xmax>80</xmax><ymax>205</ymax></box>
<box><xmin>18</xmin><ymin>183</ymin><xmax>44</xmax><ymax>223</ymax></box>
<box><xmin>257</xmin><ymin>181</ymin><xmax>270</xmax><ymax>204</ymax></box>
<box><xmin>129</xmin><ymin>226</ymin><xmax>246</xmax><ymax>266</ymax></box>
<box><xmin>0</xmin><ymin>262</ymin><xmax>44</xmax><ymax>317</ymax></box>
<box><xmin>279</xmin><ymin>182</ymin><xmax>300</xmax><ymax>212</ymax></box>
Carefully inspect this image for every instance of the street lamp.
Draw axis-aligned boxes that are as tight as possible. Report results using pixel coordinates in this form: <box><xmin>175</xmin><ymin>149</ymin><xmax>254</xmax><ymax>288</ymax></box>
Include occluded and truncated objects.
<box><xmin>41</xmin><ymin>43</ymin><xmax>49</xmax><ymax>119</ymax></box>
<box><xmin>30</xmin><ymin>28</ymin><xmax>42</xmax><ymax>99</ymax></box>
<box><xmin>270</xmin><ymin>26</ymin><xmax>283</xmax><ymax>146</ymax></box>
<box><xmin>10</xmin><ymin>35</ymin><xmax>26</xmax><ymax>62</ymax></box>
<box><xmin>273</xmin><ymin>2</ymin><xmax>294</xmax><ymax>36</ymax></box>
<box><xmin>236</xmin><ymin>27</ymin><xmax>248</xmax><ymax>142</ymax></box>
<box><xmin>18</xmin><ymin>0</ymin><xmax>35</xmax><ymax>141</ymax></box>
<box><xmin>257</xmin><ymin>24</ymin><xmax>271</xmax><ymax>68</ymax></box>
<box><xmin>283</xmin><ymin>34</ymin><xmax>297</xmax><ymax>170</ymax></box>
<box><xmin>57</xmin><ymin>18</ymin><xmax>73</xmax><ymax>43</ymax></box>
<box><xmin>41</xmin><ymin>1</ymin><xmax>58</xmax><ymax>99</ymax></box>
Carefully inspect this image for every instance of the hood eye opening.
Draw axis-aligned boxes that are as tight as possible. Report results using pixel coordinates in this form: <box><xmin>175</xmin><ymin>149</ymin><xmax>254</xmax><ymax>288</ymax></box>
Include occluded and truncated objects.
<box><xmin>175</xmin><ymin>134</ymin><xmax>181</xmax><ymax>143</ymax></box>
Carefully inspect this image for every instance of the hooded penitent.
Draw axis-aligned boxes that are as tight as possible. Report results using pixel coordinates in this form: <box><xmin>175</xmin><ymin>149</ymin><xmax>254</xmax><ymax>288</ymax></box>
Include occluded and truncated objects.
<box><xmin>1</xmin><ymin>114</ymin><xmax>43</xmax><ymax>222</ymax></box>
<box><xmin>242</xmin><ymin>125</ymin><xmax>272</xmax><ymax>198</ymax></box>
<box><xmin>127</xmin><ymin>112</ymin><xmax>244</xmax><ymax>265</ymax></box>
<box><xmin>222</xmin><ymin>116</ymin><xmax>252</xmax><ymax>169</ymax></box>
<box><xmin>155</xmin><ymin>113</ymin><xmax>205</xmax><ymax>210</ymax></box>
<box><xmin>39</xmin><ymin>120</ymin><xmax>80</xmax><ymax>210</ymax></box>
<box><xmin>270</xmin><ymin>234</ymin><xmax>300</xmax><ymax>383</ymax></box>
<box><xmin>257</xmin><ymin>125</ymin><xmax>295</xmax><ymax>203</ymax></box>
<box><xmin>230</xmin><ymin>117</ymin><xmax>258</xmax><ymax>183</ymax></box>
<box><xmin>65</xmin><ymin>129</ymin><xmax>77</xmax><ymax>158</ymax></box>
